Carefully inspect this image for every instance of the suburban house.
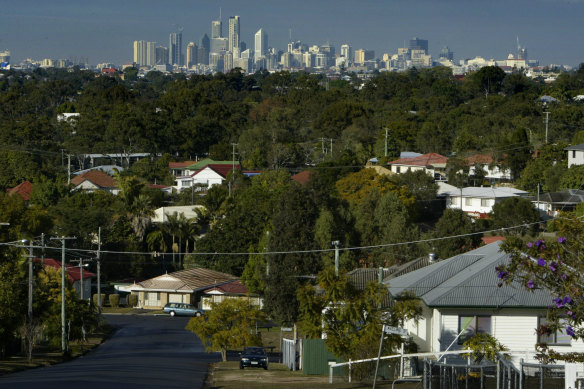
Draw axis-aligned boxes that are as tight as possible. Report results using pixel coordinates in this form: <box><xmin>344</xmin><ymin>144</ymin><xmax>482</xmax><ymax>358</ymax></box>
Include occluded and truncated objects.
<box><xmin>170</xmin><ymin>158</ymin><xmax>233</xmax><ymax>177</ymax></box>
<box><xmin>70</xmin><ymin>170</ymin><xmax>119</xmax><ymax>195</ymax></box>
<box><xmin>36</xmin><ymin>258</ymin><xmax>95</xmax><ymax>300</ymax></box>
<box><xmin>565</xmin><ymin>144</ymin><xmax>584</xmax><ymax>167</ymax></box>
<box><xmin>529</xmin><ymin>189</ymin><xmax>584</xmax><ymax>218</ymax></box>
<box><xmin>151</xmin><ymin>205</ymin><xmax>206</xmax><ymax>223</ymax></box>
<box><xmin>386</xmin><ymin>241</ymin><xmax>584</xmax><ymax>365</ymax></box>
<box><xmin>464</xmin><ymin>154</ymin><xmax>511</xmax><ymax>181</ymax></box>
<box><xmin>174</xmin><ymin>163</ymin><xmax>240</xmax><ymax>192</ymax></box>
<box><xmin>200</xmin><ymin>279</ymin><xmax>262</xmax><ymax>310</ymax></box>
<box><xmin>7</xmin><ymin>181</ymin><xmax>33</xmax><ymax>203</ymax></box>
<box><xmin>441</xmin><ymin>186</ymin><xmax>527</xmax><ymax>218</ymax></box>
<box><xmin>169</xmin><ymin>160</ymin><xmax>197</xmax><ymax>177</ymax></box>
<box><xmin>129</xmin><ymin>267</ymin><xmax>237</xmax><ymax>309</ymax></box>
<box><xmin>387</xmin><ymin>153</ymin><xmax>448</xmax><ymax>181</ymax></box>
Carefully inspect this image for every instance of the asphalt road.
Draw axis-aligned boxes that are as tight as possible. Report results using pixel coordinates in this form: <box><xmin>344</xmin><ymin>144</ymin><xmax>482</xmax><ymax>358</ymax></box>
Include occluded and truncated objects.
<box><xmin>0</xmin><ymin>314</ymin><xmax>220</xmax><ymax>389</ymax></box>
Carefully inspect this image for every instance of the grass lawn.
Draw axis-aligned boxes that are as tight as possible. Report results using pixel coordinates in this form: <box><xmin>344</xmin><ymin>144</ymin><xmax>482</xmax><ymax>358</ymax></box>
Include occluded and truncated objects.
<box><xmin>204</xmin><ymin>361</ymin><xmax>423</xmax><ymax>389</ymax></box>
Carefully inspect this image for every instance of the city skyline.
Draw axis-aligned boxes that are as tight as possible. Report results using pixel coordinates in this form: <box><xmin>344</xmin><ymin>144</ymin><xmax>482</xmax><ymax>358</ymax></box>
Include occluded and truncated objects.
<box><xmin>1</xmin><ymin>0</ymin><xmax>584</xmax><ymax>67</ymax></box>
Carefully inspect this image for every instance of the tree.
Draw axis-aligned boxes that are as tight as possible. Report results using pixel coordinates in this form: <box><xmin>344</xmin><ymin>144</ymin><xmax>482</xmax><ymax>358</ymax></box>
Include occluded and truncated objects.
<box><xmin>297</xmin><ymin>268</ymin><xmax>421</xmax><ymax>378</ymax></box>
<box><xmin>497</xmin><ymin>218</ymin><xmax>584</xmax><ymax>362</ymax></box>
<box><xmin>0</xmin><ymin>261</ymin><xmax>25</xmax><ymax>358</ymax></box>
<box><xmin>433</xmin><ymin>209</ymin><xmax>481</xmax><ymax>259</ymax></box>
<box><xmin>471</xmin><ymin>66</ymin><xmax>506</xmax><ymax>98</ymax></box>
<box><xmin>185</xmin><ymin>299</ymin><xmax>266</xmax><ymax>362</ymax></box>
<box><xmin>491</xmin><ymin>197</ymin><xmax>539</xmax><ymax>236</ymax></box>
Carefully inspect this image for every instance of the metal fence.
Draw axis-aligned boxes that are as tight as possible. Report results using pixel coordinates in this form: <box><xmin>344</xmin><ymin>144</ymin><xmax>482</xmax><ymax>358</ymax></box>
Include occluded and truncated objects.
<box><xmin>423</xmin><ymin>359</ymin><xmax>496</xmax><ymax>389</ymax></box>
<box><xmin>282</xmin><ymin>338</ymin><xmax>298</xmax><ymax>371</ymax></box>
<box><xmin>522</xmin><ymin>361</ymin><xmax>564</xmax><ymax>389</ymax></box>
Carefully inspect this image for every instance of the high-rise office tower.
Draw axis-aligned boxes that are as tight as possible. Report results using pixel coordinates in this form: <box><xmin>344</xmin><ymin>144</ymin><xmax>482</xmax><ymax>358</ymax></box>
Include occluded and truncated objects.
<box><xmin>228</xmin><ymin>16</ymin><xmax>240</xmax><ymax>53</ymax></box>
<box><xmin>254</xmin><ymin>29</ymin><xmax>268</xmax><ymax>62</ymax></box>
<box><xmin>341</xmin><ymin>44</ymin><xmax>353</xmax><ymax>62</ymax></box>
<box><xmin>409</xmin><ymin>37</ymin><xmax>428</xmax><ymax>54</ymax></box>
<box><xmin>211</xmin><ymin>37</ymin><xmax>228</xmax><ymax>54</ymax></box>
<box><xmin>133</xmin><ymin>40</ymin><xmax>146</xmax><ymax>65</ymax></box>
<box><xmin>439</xmin><ymin>46</ymin><xmax>454</xmax><ymax>61</ymax></box>
<box><xmin>186</xmin><ymin>42</ymin><xmax>198</xmax><ymax>67</ymax></box>
<box><xmin>198</xmin><ymin>34</ymin><xmax>210</xmax><ymax>65</ymax></box>
<box><xmin>212</xmin><ymin>20</ymin><xmax>222</xmax><ymax>39</ymax></box>
<box><xmin>169</xmin><ymin>32</ymin><xmax>183</xmax><ymax>66</ymax></box>
<box><xmin>146</xmin><ymin>42</ymin><xmax>156</xmax><ymax>66</ymax></box>
<box><xmin>156</xmin><ymin>46</ymin><xmax>168</xmax><ymax>65</ymax></box>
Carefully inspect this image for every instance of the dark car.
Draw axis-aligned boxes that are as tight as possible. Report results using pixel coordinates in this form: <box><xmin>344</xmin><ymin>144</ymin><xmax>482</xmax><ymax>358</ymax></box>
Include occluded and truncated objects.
<box><xmin>239</xmin><ymin>347</ymin><xmax>269</xmax><ymax>370</ymax></box>
<box><xmin>162</xmin><ymin>302</ymin><xmax>204</xmax><ymax>317</ymax></box>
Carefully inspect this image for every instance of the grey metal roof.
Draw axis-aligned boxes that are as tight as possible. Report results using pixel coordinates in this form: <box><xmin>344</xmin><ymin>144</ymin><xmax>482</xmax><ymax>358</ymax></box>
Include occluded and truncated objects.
<box><xmin>527</xmin><ymin>189</ymin><xmax>584</xmax><ymax>205</ymax></box>
<box><xmin>386</xmin><ymin>241</ymin><xmax>552</xmax><ymax>308</ymax></box>
<box><xmin>565</xmin><ymin>144</ymin><xmax>584</xmax><ymax>151</ymax></box>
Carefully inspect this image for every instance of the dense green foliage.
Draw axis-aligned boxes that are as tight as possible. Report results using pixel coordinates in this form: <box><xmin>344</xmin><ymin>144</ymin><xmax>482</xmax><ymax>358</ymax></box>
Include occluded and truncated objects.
<box><xmin>2</xmin><ymin>64</ymin><xmax>584</xmax><ymax>333</ymax></box>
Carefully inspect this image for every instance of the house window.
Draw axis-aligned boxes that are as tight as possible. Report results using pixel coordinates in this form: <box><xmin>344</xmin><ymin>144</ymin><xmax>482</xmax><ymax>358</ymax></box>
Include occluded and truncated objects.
<box><xmin>573</xmin><ymin>150</ymin><xmax>576</xmax><ymax>159</ymax></box>
<box><xmin>145</xmin><ymin>291</ymin><xmax>160</xmax><ymax>306</ymax></box>
<box><xmin>465</xmin><ymin>198</ymin><xmax>473</xmax><ymax>206</ymax></box>
<box><xmin>396</xmin><ymin>166</ymin><xmax>401</xmax><ymax>173</ymax></box>
<box><xmin>480</xmin><ymin>199</ymin><xmax>491</xmax><ymax>207</ymax></box>
<box><xmin>538</xmin><ymin>317</ymin><xmax>571</xmax><ymax>345</ymax></box>
<box><xmin>458</xmin><ymin>315</ymin><xmax>491</xmax><ymax>344</ymax></box>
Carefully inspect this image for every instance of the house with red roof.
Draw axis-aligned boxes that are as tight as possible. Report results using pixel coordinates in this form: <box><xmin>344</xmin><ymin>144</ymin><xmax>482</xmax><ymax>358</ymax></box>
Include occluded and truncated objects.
<box><xmin>200</xmin><ymin>279</ymin><xmax>262</xmax><ymax>310</ymax></box>
<box><xmin>464</xmin><ymin>154</ymin><xmax>511</xmax><ymax>181</ymax></box>
<box><xmin>36</xmin><ymin>258</ymin><xmax>96</xmax><ymax>300</ymax></box>
<box><xmin>7</xmin><ymin>181</ymin><xmax>33</xmax><ymax>203</ymax></box>
<box><xmin>291</xmin><ymin>170</ymin><xmax>312</xmax><ymax>185</ymax></box>
<box><xmin>70</xmin><ymin>170</ymin><xmax>119</xmax><ymax>195</ymax></box>
<box><xmin>387</xmin><ymin>153</ymin><xmax>448</xmax><ymax>180</ymax></box>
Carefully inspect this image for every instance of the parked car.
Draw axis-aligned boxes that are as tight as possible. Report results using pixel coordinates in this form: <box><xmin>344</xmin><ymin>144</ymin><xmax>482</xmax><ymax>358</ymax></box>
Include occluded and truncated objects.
<box><xmin>163</xmin><ymin>303</ymin><xmax>204</xmax><ymax>317</ymax></box>
<box><xmin>240</xmin><ymin>347</ymin><xmax>269</xmax><ymax>370</ymax></box>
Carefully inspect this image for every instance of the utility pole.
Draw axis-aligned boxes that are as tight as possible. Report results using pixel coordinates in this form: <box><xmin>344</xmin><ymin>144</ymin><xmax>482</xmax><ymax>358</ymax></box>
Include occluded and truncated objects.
<box><xmin>544</xmin><ymin>111</ymin><xmax>550</xmax><ymax>144</ymax></box>
<box><xmin>230</xmin><ymin>143</ymin><xmax>237</xmax><ymax>197</ymax></box>
<box><xmin>67</xmin><ymin>154</ymin><xmax>71</xmax><ymax>185</ymax></box>
<box><xmin>41</xmin><ymin>233</ymin><xmax>45</xmax><ymax>266</ymax></box>
<box><xmin>332</xmin><ymin>241</ymin><xmax>340</xmax><ymax>277</ymax></box>
<box><xmin>79</xmin><ymin>258</ymin><xmax>84</xmax><ymax>301</ymax></box>
<box><xmin>321</xmin><ymin>137</ymin><xmax>325</xmax><ymax>161</ymax></box>
<box><xmin>330</xmin><ymin>138</ymin><xmax>333</xmax><ymax>158</ymax></box>
<box><xmin>26</xmin><ymin>240</ymin><xmax>34</xmax><ymax>361</ymax></box>
<box><xmin>51</xmin><ymin>236</ymin><xmax>76</xmax><ymax>353</ymax></box>
<box><xmin>97</xmin><ymin>227</ymin><xmax>102</xmax><ymax>314</ymax></box>
<box><xmin>384</xmin><ymin>128</ymin><xmax>389</xmax><ymax>157</ymax></box>
<box><xmin>265</xmin><ymin>231</ymin><xmax>270</xmax><ymax>276</ymax></box>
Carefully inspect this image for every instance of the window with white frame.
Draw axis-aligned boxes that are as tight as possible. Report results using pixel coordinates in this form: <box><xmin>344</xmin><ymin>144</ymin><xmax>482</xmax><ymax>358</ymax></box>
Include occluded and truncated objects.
<box><xmin>465</xmin><ymin>198</ymin><xmax>473</xmax><ymax>206</ymax></box>
<box><xmin>458</xmin><ymin>315</ymin><xmax>491</xmax><ymax>344</ymax></box>
<box><xmin>480</xmin><ymin>198</ymin><xmax>491</xmax><ymax>207</ymax></box>
<box><xmin>538</xmin><ymin>317</ymin><xmax>571</xmax><ymax>345</ymax></box>
<box><xmin>145</xmin><ymin>291</ymin><xmax>160</xmax><ymax>306</ymax></box>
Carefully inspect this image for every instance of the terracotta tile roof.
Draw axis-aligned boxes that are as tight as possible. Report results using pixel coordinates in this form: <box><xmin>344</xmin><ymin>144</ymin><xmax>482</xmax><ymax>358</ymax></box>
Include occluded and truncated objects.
<box><xmin>481</xmin><ymin>236</ymin><xmax>506</xmax><ymax>245</ymax></box>
<box><xmin>388</xmin><ymin>153</ymin><xmax>448</xmax><ymax>167</ymax></box>
<box><xmin>169</xmin><ymin>161</ymin><xmax>197</xmax><ymax>169</ymax></box>
<box><xmin>291</xmin><ymin>170</ymin><xmax>312</xmax><ymax>185</ymax></box>
<box><xmin>71</xmin><ymin>170</ymin><xmax>117</xmax><ymax>188</ymax></box>
<box><xmin>36</xmin><ymin>258</ymin><xmax>96</xmax><ymax>282</ymax></box>
<box><xmin>203</xmin><ymin>279</ymin><xmax>249</xmax><ymax>295</ymax></box>
<box><xmin>465</xmin><ymin>154</ymin><xmax>494</xmax><ymax>165</ymax></box>
<box><xmin>7</xmin><ymin>181</ymin><xmax>33</xmax><ymax>201</ymax></box>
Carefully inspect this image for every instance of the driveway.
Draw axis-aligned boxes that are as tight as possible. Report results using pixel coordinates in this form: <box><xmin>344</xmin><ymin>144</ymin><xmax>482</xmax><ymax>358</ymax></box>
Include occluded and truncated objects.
<box><xmin>0</xmin><ymin>314</ymin><xmax>219</xmax><ymax>389</ymax></box>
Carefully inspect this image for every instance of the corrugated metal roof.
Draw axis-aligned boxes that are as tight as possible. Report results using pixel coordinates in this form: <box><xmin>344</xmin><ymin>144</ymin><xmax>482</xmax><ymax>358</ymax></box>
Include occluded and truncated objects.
<box><xmin>386</xmin><ymin>242</ymin><xmax>553</xmax><ymax>308</ymax></box>
<box><xmin>132</xmin><ymin>267</ymin><xmax>237</xmax><ymax>292</ymax></box>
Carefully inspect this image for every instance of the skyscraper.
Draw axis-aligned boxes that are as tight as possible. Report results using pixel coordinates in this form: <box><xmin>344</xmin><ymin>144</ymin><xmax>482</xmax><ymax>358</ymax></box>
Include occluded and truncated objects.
<box><xmin>212</xmin><ymin>20</ymin><xmax>222</xmax><ymax>39</ymax></box>
<box><xmin>341</xmin><ymin>44</ymin><xmax>353</xmax><ymax>62</ymax></box>
<box><xmin>198</xmin><ymin>34</ymin><xmax>210</xmax><ymax>65</ymax></box>
<box><xmin>254</xmin><ymin>28</ymin><xmax>268</xmax><ymax>62</ymax></box>
<box><xmin>228</xmin><ymin>16</ymin><xmax>240</xmax><ymax>53</ymax></box>
<box><xmin>133</xmin><ymin>40</ymin><xmax>146</xmax><ymax>66</ymax></box>
<box><xmin>156</xmin><ymin>46</ymin><xmax>168</xmax><ymax>65</ymax></box>
<box><xmin>169</xmin><ymin>32</ymin><xmax>183</xmax><ymax>66</ymax></box>
<box><xmin>409</xmin><ymin>38</ymin><xmax>428</xmax><ymax>54</ymax></box>
<box><xmin>186</xmin><ymin>42</ymin><xmax>198</xmax><ymax>68</ymax></box>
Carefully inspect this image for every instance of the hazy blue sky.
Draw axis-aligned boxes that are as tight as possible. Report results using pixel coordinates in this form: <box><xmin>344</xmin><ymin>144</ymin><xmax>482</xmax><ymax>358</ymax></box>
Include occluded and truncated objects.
<box><xmin>1</xmin><ymin>0</ymin><xmax>583</xmax><ymax>67</ymax></box>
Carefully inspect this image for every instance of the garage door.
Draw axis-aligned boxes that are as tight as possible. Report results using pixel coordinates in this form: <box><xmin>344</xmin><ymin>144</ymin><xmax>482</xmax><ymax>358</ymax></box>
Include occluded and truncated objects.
<box><xmin>168</xmin><ymin>293</ymin><xmax>184</xmax><ymax>303</ymax></box>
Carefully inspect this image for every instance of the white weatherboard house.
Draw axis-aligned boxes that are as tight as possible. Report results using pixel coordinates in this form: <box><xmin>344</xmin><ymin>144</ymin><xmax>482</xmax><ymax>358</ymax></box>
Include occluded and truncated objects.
<box><xmin>442</xmin><ymin>186</ymin><xmax>527</xmax><ymax>218</ymax></box>
<box><xmin>386</xmin><ymin>241</ymin><xmax>584</xmax><ymax>366</ymax></box>
<box><xmin>565</xmin><ymin>144</ymin><xmax>584</xmax><ymax>168</ymax></box>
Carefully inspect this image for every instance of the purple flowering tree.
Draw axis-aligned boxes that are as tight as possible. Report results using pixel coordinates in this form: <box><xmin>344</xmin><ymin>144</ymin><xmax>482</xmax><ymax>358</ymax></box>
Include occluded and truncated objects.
<box><xmin>497</xmin><ymin>217</ymin><xmax>584</xmax><ymax>363</ymax></box>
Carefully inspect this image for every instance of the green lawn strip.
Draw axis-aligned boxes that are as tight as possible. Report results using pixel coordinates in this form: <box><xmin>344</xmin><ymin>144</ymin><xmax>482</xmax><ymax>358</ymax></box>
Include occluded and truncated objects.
<box><xmin>205</xmin><ymin>361</ymin><xmax>420</xmax><ymax>389</ymax></box>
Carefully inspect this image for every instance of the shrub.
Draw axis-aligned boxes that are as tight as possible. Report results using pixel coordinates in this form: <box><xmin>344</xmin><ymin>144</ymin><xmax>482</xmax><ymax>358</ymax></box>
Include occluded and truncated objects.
<box><xmin>108</xmin><ymin>294</ymin><xmax>120</xmax><ymax>308</ymax></box>
<box><xmin>126</xmin><ymin>294</ymin><xmax>138</xmax><ymax>307</ymax></box>
<box><xmin>92</xmin><ymin>294</ymin><xmax>106</xmax><ymax>307</ymax></box>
